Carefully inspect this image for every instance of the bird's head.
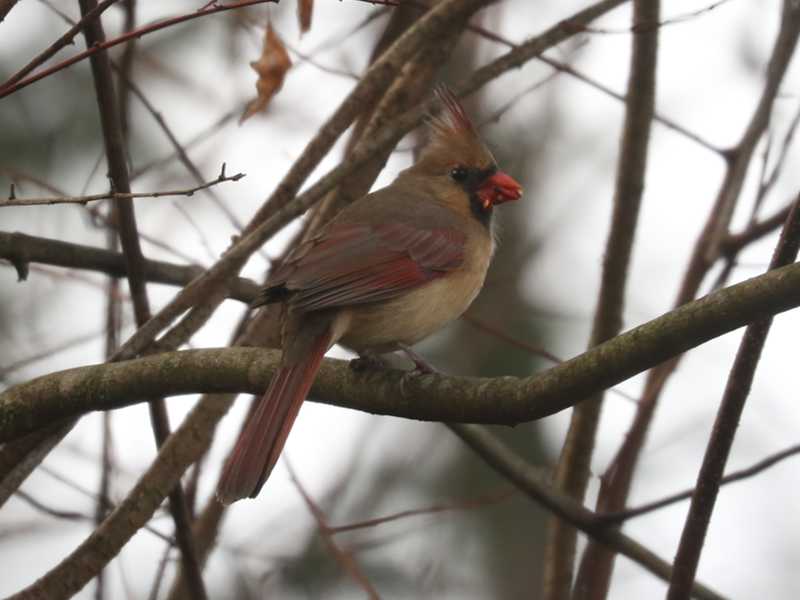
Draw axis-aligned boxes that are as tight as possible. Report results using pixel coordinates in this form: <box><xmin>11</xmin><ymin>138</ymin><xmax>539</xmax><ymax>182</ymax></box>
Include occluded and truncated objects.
<box><xmin>411</xmin><ymin>86</ymin><xmax>523</xmax><ymax>220</ymax></box>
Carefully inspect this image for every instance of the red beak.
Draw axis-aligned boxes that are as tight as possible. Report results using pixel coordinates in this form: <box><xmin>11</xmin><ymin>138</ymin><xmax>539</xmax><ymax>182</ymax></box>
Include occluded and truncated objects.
<box><xmin>476</xmin><ymin>170</ymin><xmax>523</xmax><ymax>209</ymax></box>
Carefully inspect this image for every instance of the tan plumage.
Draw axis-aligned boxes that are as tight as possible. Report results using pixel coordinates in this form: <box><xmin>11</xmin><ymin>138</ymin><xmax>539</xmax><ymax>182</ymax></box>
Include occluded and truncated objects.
<box><xmin>217</xmin><ymin>87</ymin><xmax>522</xmax><ymax>504</ymax></box>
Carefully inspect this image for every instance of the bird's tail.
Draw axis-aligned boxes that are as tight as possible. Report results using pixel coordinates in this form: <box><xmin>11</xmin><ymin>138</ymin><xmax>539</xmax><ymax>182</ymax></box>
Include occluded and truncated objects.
<box><xmin>217</xmin><ymin>329</ymin><xmax>332</xmax><ymax>504</ymax></box>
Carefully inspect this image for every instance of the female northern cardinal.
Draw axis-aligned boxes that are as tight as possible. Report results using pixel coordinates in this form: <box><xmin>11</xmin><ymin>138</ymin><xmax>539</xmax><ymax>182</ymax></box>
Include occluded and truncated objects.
<box><xmin>218</xmin><ymin>87</ymin><xmax>522</xmax><ymax>504</ymax></box>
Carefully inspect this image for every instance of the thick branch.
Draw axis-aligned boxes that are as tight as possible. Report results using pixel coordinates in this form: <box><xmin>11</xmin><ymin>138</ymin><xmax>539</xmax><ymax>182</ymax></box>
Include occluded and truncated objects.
<box><xmin>668</xmin><ymin>194</ymin><xmax>800</xmax><ymax>597</ymax></box>
<box><xmin>0</xmin><ymin>231</ymin><xmax>260</xmax><ymax>303</ymax></box>
<box><xmin>4</xmin><ymin>259</ymin><xmax>800</xmax><ymax>441</ymax></box>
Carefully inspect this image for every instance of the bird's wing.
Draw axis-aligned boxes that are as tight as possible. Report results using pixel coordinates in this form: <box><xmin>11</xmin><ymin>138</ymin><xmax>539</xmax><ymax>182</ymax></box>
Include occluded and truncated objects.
<box><xmin>260</xmin><ymin>221</ymin><xmax>465</xmax><ymax>311</ymax></box>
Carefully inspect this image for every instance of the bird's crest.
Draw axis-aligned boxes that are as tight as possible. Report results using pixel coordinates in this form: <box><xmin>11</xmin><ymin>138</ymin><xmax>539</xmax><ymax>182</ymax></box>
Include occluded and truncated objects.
<box><xmin>430</xmin><ymin>85</ymin><xmax>475</xmax><ymax>136</ymax></box>
<box><xmin>416</xmin><ymin>85</ymin><xmax>495</xmax><ymax>172</ymax></box>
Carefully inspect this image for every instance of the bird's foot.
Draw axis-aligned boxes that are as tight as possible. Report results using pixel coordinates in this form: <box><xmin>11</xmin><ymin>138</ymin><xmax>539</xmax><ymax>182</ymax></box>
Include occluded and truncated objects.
<box><xmin>349</xmin><ymin>353</ymin><xmax>388</xmax><ymax>372</ymax></box>
<box><xmin>398</xmin><ymin>344</ymin><xmax>438</xmax><ymax>375</ymax></box>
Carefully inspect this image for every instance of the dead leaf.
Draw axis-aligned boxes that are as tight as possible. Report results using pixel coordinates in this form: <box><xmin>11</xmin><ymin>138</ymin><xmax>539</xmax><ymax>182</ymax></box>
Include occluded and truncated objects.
<box><xmin>240</xmin><ymin>23</ymin><xmax>292</xmax><ymax>124</ymax></box>
<box><xmin>298</xmin><ymin>0</ymin><xmax>313</xmax><ymax>34</ymax></box>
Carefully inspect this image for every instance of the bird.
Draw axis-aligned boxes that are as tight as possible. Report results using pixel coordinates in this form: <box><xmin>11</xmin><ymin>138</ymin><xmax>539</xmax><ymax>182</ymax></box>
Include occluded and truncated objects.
<box><xmin>217</xmin><ymin>86</ymin><xmax>523</xmax><ymax>504</ymax></box>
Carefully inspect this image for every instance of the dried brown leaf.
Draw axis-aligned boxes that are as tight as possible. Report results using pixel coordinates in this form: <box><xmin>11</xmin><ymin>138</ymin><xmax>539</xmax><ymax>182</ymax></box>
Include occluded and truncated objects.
<box><xmin>298</xmin><ymin>0</ymin><xmax>313</xmax><ymax>34</ymax></box>
<box><xmin>240</xmin><ymin>23</ymin><xmax>292</xmax><ymax>124</ymax></box>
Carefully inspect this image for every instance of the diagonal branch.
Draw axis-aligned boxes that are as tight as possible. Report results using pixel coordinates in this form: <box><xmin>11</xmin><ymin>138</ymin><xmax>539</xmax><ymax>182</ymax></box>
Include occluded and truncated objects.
<box><xmin>287</xmin><ymin>462</ymin><xmax>382</xmax><ymax>599</ymax></box>
<box><xmin>600</xmin><ymin>442</ymin><xmax>800</xmax><ymax>524</ymax></box>
<box><xmin>1</xmin><ymin>0</ymin><xmax>121</xmax><ymax>90</ymax></box>
<box><xmin>0</xmin><ymin>0</ymin><xmax>279</xmax><ymax>99</ymax></box>
<box><xmin>667</xmin><ymin>194</ymin><xmax>800</xmax><ymax>598</ymax></box>
<box><xmin>449</xmin><ymin>425</ymin><xmax>724</xmax><ymax>600</ymax></box>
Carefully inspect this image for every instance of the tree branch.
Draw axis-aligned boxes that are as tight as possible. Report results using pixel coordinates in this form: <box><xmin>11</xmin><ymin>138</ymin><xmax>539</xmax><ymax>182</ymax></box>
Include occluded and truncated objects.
<box><xmin>449</xmin><ymin>425</ymin><xmax>724</xmax><ymax>600</ymax></box>
<box><xmin>4</xmin><ymin>258</ymin><xmax>800</xmax><ymax>441</ymax></box>
<box><xmin>668</xmin><ymin>191</ymin><xmax>800</xmax><ymax>597</ymax></box>
<box><xmin>564</xmin><ymin>1</ymin><xmax>659</xmax><ymax>597</ymax></box>
<box><xmin>588</xmin><ymin>4</ymin><xmax>800</xmax><ymax>591</ymax></box>
<box><xmin>0</xmin><ymin>164</ymin><xmax>244</xmax><ymax>207</ymax></box>
<box><xmin>0</xmin><ymin>0</ymin><xmax>122</xmax><ymax>90</ymax></box>
<box><xmin>78</xmin><ymin>2</ymin><xmax>206</xmax><ymax>596</ymax></box>
<box><xmin>0</xmin><ymin>231</ymin><xmax>260</xmax><ymax>303</ymax></box>
<box><xmin>599</xmin><ymin>442</ymin><xmax>800</xmax><ymax>524</ymax></box>
<box><xmin>0</xmin><ymin>0</ymin><xmax>279</xmax><ymax>99</ymax></box>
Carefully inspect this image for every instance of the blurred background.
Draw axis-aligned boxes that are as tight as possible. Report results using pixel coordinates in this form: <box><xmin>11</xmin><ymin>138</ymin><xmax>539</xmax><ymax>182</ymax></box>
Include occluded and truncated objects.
<box><xmin>1</xmin><ymin>0</ymin><xmax>800</xmax><ymax>598</ymax></box>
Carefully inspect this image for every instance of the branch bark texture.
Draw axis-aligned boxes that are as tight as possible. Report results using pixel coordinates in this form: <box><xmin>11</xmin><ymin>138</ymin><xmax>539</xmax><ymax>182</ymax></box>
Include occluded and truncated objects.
<box><xmin>3</xmin><ymin>258</ymin><xmax>800</xmax><ymax>442</ymax></box>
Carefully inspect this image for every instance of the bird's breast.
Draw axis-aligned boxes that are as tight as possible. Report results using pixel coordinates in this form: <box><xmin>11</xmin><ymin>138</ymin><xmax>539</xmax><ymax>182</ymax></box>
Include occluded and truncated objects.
<box><xmin>339</xmin><ymin>233</ymin><xmax>493</xmax><ymax>354</ymax></box>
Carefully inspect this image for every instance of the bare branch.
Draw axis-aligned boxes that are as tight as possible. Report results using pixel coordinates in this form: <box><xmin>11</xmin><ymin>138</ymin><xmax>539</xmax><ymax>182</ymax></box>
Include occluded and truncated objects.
<box><xmin>78</xmin><ymin>2</ymin><xmax>206</xmax><ymax>596</ymax></box>
<box><xmin>564</xmin><ymin>0</ymin><xmax>660</xmax><ymax>597</ymax></box>
<box><xmin>0</xmin><ymin>0</ymin><xmax>280</xmax><ymax>99</ymax></box>
<box><xmin>0</xmin><ymin>165</ymin><xmax>245</xmax><ymax>207</ymax></box>
<box><xmin>600</xmin><ymin>443</ymin><xmax>800</xmax><ymax>524</ymax></box>
<box><xmin>667</xmin><ymin>192</ymin><xmax>800</xmax><ymax>598</ymax></box>
<box><xmin>328</xmin><ymin>487</ymin><xmax>516</xmax><ymax>534</ymax></box>
<box><xmin>0</xmin><ymin>231</ymin><xmax>260</xmax><ymax>303</ymax></box>
<box><xmin>589</xmin><ymin>5</ymin><xmax>800</xmax><ymax>591</ymax></box>
<box><xmin>0</xmin><ymin>0</ymin><xmax>20</xmax><ymax>22</ymax></box>
<box><xmin>287</xmin><ymin>462</ymin><xmax>382</xmax><ymax>599</ymax></box>
<box><xmin>5</xmin><ymin>259</ymin><xmax>800</xmax><ymax>440</ymax></box>
<box><xmin>1</xmin><ymin>0</ymin><xmax>122</xmax><ymax>90</ymax></box>
<box><xmin>449</xmin><ymin>424</ymin><xmax>724</xmax><ymax>600</ymax></box>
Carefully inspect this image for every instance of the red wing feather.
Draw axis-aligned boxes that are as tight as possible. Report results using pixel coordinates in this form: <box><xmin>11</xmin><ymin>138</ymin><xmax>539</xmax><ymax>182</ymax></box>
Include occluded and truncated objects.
<box><xmin>268</xmin><ymin>221</ymin><xmax>464</xmax><ymax>312</ymax></box>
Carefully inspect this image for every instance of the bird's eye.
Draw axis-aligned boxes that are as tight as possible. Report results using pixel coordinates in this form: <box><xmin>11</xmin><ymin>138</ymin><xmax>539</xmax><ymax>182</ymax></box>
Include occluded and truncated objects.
<box><xmin>450</xmin><ymin>166</ymin><xmax>468</xmax><ymax>182</ymax></box>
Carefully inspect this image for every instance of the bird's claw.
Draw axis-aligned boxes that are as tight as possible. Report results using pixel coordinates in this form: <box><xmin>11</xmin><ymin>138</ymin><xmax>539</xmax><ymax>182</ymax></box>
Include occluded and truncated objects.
<box><xmin>398</xmin><ymin>344</ymin><xmax>438</xmax><ymax>374</ymax></box>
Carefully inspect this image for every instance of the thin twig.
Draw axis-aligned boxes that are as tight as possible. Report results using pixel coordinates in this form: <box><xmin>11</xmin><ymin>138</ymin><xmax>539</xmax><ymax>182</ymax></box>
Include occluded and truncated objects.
<box><xmin>131</xmin><ymin>111</ymin><xmax>237</xmax><ymax>180</ymax></box>
<box><xmin>599</xmin><ymin>442</ymin><xmax>800</xmax><ymax>524</ymax></box>
<box><xmin>449</xmin><ymin>424</ymin><xmax>724</xmax><ymax>600</ymax></box>
<box><xmin>582</xmin><ymin>0</ymin><xmax>735</xmax><ymax>33</ymax></box>
<box><xmin>15</xmin><ymin>489</ymin><xmax>93</xmax><ymax>522</ymax></box>
<box><xmin>0</xmin><ymin>164</ymin><xmax>245</xmax><ymax>207</ymax></box>
<box><xmin>1</xmin><ymin>0</ymin><xmax>122</xmax><ymax>90</ymax></box>
<box><xmin>0</xmin><ymin>329</ymin><xmax>104</xmax><ymax>378</ymax></box>
<box><xmin>328</xmin><ymin>487</ymin><xmax>517</xmax><ymax>534</ymax></box>
<box><xmin>0</xmin><ymin>0</ymin><xmax>279</xmax><ymax>99</ymax></box>
<box><xmin>287</xmin><ymin>461</ymin><xmax>382</xmax><ymax>599</ymax></box>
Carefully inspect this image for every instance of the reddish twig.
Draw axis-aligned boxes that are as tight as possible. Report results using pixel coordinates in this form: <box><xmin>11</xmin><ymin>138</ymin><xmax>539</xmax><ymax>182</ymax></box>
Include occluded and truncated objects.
<box><xmin>0</xmin><ymin>0</ymin><xmax>279</xmax><ymax>99</ymax></box>
<box><xmin>1</xmin><ymin>0</ymin><xmax>122</xmax><ymax>90</ymax></box>
<box><xmin>328</xmin><ymin>487</ymin><xmax>517</xmax><ymax>534</ymax></box>
<box><xmin>287</xmin><ymin>461</ymin><xmax>382</xmax><ymax>599</ymax></box>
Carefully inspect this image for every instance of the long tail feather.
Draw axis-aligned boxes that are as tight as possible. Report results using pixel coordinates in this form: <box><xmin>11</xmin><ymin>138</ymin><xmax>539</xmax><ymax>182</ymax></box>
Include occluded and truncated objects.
<box><xmin>217</xmin><ymin>330</ymin><xmax>332</xmax><ymax>504</ymax></box>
